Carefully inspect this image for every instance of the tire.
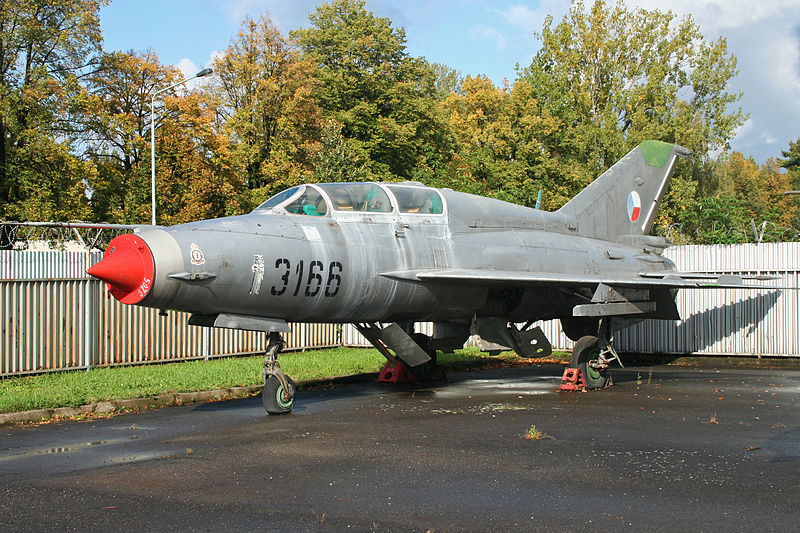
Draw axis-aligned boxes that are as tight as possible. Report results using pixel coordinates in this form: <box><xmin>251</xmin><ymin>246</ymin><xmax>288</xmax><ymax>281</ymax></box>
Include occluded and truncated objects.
<box><xmin>262</xmin><ymin>375</ymin><xmax>295</xmax><ymax>415</ymax></box>
<box><xmin>410</xmin><ymin>333</ymin><xmax>440</xmax><ymax>381</ymax></box>
<box><xmin>561</xmin><ymin>317</ymin><xmax>600</xmax><ymax>342</ymax></box>
<box><xmin>570</xmin><ymin>335</ymin><xmax>609</xmax><ymax>389</ymax></box>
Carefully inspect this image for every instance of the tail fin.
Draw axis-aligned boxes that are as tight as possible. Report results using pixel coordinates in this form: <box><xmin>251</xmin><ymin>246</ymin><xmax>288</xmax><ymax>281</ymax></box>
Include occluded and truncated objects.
<box><xmin>557</xmin><ymin>141</ymin><xmax>691</xmax><ymax>241</ymax></box>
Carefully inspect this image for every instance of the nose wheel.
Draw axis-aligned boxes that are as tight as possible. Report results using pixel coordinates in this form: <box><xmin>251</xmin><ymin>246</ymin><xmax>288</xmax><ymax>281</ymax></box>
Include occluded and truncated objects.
<box><xmin>263</xmin><ymin>374</ymin><xmax>295</xmax><ymax>414</ymax></box>
<box><xmin>262</xmin><ymin>332</ymin><xmax>295</xmax><ymax>415</ymax></box>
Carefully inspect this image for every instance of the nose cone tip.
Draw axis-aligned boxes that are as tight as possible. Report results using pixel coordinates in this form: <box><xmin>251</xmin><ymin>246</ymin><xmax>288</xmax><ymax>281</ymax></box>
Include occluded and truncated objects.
<box><xmin>88</xmin><ymin>234</ymin><xmax>155</xmax><ymax>304</ymax></box>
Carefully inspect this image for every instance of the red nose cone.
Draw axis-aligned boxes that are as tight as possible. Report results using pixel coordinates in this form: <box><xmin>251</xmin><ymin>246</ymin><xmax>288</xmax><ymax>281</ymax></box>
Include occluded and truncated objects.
<box><xmin>88</xmin><ymin>234</ymin><xmax>155</xmax><ymax>304</ymax></box>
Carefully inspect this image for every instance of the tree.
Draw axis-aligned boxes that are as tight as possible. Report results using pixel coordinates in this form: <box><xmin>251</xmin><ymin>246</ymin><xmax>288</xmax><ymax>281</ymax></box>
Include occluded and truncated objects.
<box><xmin>153</xmin><ymin>92</ymin><xmax>238</xmax><ymax>225</ymax></box>
<box><xmin>440</xmin><ymin>76</ymin><xmax>562</xmax><ymax>207</ymax></box>
<box><xmin>779</xmin><ymin>138</ymin><xmax>800</xmax><ymax>229</ymax></box>
<box><xmin>780</xmin><ymin>138</ymin><xmax>800</xmax><ymax>186</ymax></box>
<box><xmin>428</xmin><ymin>61</ymin><xmax>463</xmax><ymax>99</ymax></box>
<box><xmin>517</xmin><ymin>0</ymin><xmax>746</xmax><ymax>216</ymax></box>
<box><xmin>0</xmin><ymin>0</ymin><xmax>107</xmax><ymax>220</ymax></box>
<box><xmin>313</xmin><ymin>120</ymin><xmax>369</xmax><ymax>183</ymax></box>
<box><xmin>212</xmin><ymin>14</ymin><xmax>321</xmax><ymax>208</ymax></box>
<box><xmin>80</xmin><ymin>50</ymin><xmax>176</xmax><ymax>223</ymax></box>
<box><xmin>668</xmin><ymin>153</ymin><xmax>796</xmax><ymax>244</ymax></box>
<box><xmin>293</xmin><ymin>0</ymin><xmax>453</xmax><ymax>182</ymax></box>
<box><xmin>80</xmin><ymin>49</ymin><xmax>239</xmax><ymax>224</ymax></box>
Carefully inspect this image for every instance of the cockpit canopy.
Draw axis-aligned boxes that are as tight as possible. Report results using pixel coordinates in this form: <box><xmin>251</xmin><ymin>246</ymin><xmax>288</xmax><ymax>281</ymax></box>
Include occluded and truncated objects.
<box><xmin>254</xmin><ymin>183</ymin><xmax>444</xmax><ymax>217</ymax></box>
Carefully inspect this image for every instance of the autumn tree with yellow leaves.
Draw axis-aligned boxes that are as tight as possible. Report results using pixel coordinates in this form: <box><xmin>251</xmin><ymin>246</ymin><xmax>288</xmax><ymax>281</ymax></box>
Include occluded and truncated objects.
<box><xmin>0</xmin><ymin>0</ymin><xmax>796</xmax><ymax>244</ymax></box>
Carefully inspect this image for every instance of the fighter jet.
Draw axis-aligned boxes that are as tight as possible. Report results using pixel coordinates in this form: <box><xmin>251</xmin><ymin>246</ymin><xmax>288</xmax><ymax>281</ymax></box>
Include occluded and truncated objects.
<box><xmin>87</xmin><ymin>140</ymin><xmax>776</xmax><ymax>414</ymax></box>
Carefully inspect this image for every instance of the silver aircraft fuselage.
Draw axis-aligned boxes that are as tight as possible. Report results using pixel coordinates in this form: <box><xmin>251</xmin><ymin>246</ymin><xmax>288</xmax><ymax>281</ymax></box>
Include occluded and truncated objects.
<box><xmin>125</xmin><ymin>184</ymin><xmax>674</xmax><ymax>326</ymax></box>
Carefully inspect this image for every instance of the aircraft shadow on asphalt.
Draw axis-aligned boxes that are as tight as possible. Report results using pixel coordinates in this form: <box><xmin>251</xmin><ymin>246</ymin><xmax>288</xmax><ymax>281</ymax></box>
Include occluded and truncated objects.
<box><xmin>606</xmin><ymin>369</ymin><xmax>644</xmax><ymax>384</ymax></box>
<box><xmin>188</xmin><ymin>364</ymin><xmax>571</xmax><ymax>415</ymax></box>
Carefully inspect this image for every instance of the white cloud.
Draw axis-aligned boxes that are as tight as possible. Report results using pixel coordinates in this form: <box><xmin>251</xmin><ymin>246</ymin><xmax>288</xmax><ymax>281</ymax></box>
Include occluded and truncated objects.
<box><xmin>176</xmin><ymin>58</ymin><xmax>198</xmax><ymax>80</ymax></box>
<box><xmin>500</xmin><ymin>1</ymin><xmax>570</xmax><ymax>32</ymax></box>
<box><xmin>469</xmin><ymin>25</ymin><xmax>507</xmax><ymax>50</ymax></box>
<box><xmin>209</xmin><ymin>49</ymin><xmax>225</xmax><ymax>64</ymax></box>
<box><xmin>175</xmin><ymin>56</ymin><xmax>216</xmax><ymax>90</ymax></box>
<box><xmin>632</xmin><ymin>0</ymin><xmax>800</xmax><ymax>33</ymax></box>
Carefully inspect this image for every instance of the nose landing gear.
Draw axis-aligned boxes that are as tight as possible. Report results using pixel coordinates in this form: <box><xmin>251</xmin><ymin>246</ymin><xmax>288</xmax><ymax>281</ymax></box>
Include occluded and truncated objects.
<box><xmin>262</xmin><ymin>332</ymin><xmax>295</xmax><ymax>415</ymax></box>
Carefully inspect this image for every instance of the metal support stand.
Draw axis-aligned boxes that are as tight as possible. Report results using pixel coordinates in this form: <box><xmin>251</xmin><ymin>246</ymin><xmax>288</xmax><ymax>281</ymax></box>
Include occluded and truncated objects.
<box><xmin>560</xmin><ymin>368</ymin><xmax>586</xmax><ymax>391</ymax></box>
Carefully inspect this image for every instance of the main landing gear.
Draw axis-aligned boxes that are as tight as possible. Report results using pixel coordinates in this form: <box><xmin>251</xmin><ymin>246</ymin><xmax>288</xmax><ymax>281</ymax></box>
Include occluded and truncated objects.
<box><xmin>262</xmin><ymin>332</ymin><xmax>295</xmax><ymax>415</ymax></box>
<box><xmin>355</xmin><ymin>323</ymin><xmax>444</xmax><ymax>383</ymax></box>
<box><xmin>570</xmin><ymin>322</ymin><xmax>623</xmax><ymax>389</ymax></box>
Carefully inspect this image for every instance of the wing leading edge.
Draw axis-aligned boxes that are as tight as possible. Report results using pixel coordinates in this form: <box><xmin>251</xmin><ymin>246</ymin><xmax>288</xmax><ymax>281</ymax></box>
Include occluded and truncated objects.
<box><xmin>380</xmin><ymin>268</ymin><xmax>782</xmax><ymax>290</ymax></box>
<box><xmin>381</xmin><ymin>268</ymin><xmax>784</xmax><ymax>320</ymax></box>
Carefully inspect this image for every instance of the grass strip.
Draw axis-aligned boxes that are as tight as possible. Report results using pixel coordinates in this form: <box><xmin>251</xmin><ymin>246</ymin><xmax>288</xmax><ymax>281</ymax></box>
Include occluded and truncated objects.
<box><xmin>0</xmin><ymin>347</ymin><xmax>568</xmax><ymax>414</ymax></box>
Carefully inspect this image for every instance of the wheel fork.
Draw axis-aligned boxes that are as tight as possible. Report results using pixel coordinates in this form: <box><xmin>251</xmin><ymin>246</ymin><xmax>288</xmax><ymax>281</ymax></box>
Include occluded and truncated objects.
<box><xmin>262</xmin><ymin>332</ymin><xmax>292</xmax><ymax>402</ymax></box>
<box><xmin>593</xmin><ymin>318</ymin><xmax>624</xmax><ymax>371</ymax></box>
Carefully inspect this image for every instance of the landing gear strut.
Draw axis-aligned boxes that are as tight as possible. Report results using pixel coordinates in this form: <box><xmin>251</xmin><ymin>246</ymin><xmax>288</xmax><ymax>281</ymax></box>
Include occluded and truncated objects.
<box><xmin>262</xmin><ymin>332</ymin><xmax>295</xmax><ymax>415</ymax></box>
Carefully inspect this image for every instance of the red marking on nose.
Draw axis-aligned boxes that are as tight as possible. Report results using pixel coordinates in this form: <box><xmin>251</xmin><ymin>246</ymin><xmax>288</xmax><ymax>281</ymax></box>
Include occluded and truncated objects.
<box><xmin>87</xmin><ymin>234</ymin><xmax>154</xmax><ymax>304</ymax></box>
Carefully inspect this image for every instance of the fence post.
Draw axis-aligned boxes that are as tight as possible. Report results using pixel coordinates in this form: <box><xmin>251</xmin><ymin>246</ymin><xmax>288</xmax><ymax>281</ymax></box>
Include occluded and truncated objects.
<box><xmin>203</xmin><ymin>326</ymin><xmax>211</xmax><ymax>361</ymax></box>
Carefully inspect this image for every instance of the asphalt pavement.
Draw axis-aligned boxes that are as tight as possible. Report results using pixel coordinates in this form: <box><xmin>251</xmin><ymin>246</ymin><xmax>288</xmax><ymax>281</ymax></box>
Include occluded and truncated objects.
<box><xmin>1</xmin><ymin>363</ymin><xmax>798</xmax><ymax>532</ymax></box>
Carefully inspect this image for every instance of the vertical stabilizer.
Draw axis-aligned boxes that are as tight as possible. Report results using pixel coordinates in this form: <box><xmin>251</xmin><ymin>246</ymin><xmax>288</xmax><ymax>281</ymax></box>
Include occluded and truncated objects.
<box><xmin>557</xmin><ymin>141</ymin><xmax>691</xmax><ymax>241</ymax></box>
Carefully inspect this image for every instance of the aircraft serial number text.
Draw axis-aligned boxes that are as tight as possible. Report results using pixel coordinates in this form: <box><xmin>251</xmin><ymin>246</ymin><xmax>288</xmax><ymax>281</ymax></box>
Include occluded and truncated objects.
<box><xmin>270</xmin><ymin>259</ymin><xmax>343</xmax><ymax>298</ymax></box>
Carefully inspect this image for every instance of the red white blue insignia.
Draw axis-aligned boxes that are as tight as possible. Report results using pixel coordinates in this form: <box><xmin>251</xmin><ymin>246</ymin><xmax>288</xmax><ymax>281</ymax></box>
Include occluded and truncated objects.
<box><xmin>627</xmin><ymin>191</ymin><xmax>641</xmax><ymax>222</ymax></box>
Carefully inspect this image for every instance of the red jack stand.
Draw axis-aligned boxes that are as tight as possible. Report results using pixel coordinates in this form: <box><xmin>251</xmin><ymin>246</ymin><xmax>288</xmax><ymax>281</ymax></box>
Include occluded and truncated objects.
<box><xmin>560</xmin><ymin>367</ymin><xmax>586</xmax><ymax>391</ymax></box>
<box><xmin>377</xmin><ymin>359</ymin><xmax>418</xmax><ymax>384</ymax></box>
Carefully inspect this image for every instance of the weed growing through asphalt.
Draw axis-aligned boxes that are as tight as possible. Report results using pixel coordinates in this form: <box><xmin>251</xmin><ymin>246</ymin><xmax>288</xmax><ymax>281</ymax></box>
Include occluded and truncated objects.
<box><xmin>524</xmin><ymin>425</ymin><xmax>543</xmax><ymax>440</ymax></box>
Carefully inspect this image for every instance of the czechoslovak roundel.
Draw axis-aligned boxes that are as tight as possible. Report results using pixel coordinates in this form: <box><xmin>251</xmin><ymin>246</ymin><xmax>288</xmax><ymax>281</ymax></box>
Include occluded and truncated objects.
<box><xmin>627</xmin><ymin>191</ymin><xmax>641</xmax><ymax>222</ymax></box>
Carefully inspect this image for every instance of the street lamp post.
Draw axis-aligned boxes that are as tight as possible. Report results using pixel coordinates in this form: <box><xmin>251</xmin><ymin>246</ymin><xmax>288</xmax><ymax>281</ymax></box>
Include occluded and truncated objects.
<box><xmin>150</xmin><ymin>67</ymin><xmax>213</xmax><ymax>225</ymax></box>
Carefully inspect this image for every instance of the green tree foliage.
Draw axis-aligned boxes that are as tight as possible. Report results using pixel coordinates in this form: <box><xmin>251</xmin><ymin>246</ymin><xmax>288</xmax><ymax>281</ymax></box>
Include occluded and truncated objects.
<box><xmin>779</xmin><ymin>138</ymin><xmax>800</xmax><ymax>228</ymax></box>
<box><xmin>517</xmin><ymin>0</ymin><xmax>745</xmax><ymax>213</ymax></box>
<box><xmin>80</xmin><ymin>50</ymin><xmax>174</xmax><ymax>223</ymax></box>
<box><xmin>293</xmin><ymin>0</ymin><xmax>452</xmax><ymax>182</ymax></box>
<box><xmin>0</xmin><ymin>0</ymin><xmax>107</xmax><ymax>220</ymax></box>
<box><xmin>212</xmin><ymin>15</ymin><xmax>321</xmax><ymax>207</ymax></box>
<box><xmin>313</xmin><ymin>120</ymin><xmax>369</xmax><ymax>183</ymax></box>
<box><xmin>427</xmin><ymin>61</ymin><xmax>463</xmax><ymax>99</ymax></box>
<box><xmin>440</xmin><ymin>76</ymin><xmax>563</xmax><ymax>207</ymax></box>
<box><xmin>780</xmin><ymin>138</ymin><xmax>800</xmax><ymax>186</ymax></box>
<box><xmin>672</xmin><ymin>153</ymin><xmax>796</xmax><ymax>243</ymax></box>
<box><xmin>3</xmin><ymin>0</ymin><xmax>797</xmax><ymax>247</ymax></box>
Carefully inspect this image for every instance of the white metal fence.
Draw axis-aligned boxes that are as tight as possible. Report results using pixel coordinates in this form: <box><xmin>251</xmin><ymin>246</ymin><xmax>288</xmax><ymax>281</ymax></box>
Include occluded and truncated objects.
<box><xmin>1</xmin><ymin>243</ymin><xmax>798</xmax><ymax>376</ymax></box>
<box><xmin>617</xmin><ymin>244</ymin><xmax>799</xmax><ymax>356</ymax></box>
<box><xmin>0</xmin><ymin>250</ymin><xmax>342</xmax><ymax>376</ymax></box>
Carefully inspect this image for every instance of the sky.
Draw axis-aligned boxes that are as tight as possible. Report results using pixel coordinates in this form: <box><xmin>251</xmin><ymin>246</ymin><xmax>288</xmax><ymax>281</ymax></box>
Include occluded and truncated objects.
<box><xmin>99</xmin><ymin>0</ymin><xmax>800</xmax><ymax>164</ymax></box>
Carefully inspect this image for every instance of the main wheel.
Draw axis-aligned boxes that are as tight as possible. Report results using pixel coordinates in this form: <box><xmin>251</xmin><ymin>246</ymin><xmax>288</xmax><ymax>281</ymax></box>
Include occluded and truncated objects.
<box><xmin>262</xmin><ymin>375</ymin><xmax>295</xmax><ymax>415</ymax></box>
<box><xmin>410</xmin><ymin>333</ymin><xmax>440</xmax><ymax>381</ymax></box>
<box><xmin>570</xmin><ymin>335</ymin><xmax>610</xmax><ymax>389</ymax></box>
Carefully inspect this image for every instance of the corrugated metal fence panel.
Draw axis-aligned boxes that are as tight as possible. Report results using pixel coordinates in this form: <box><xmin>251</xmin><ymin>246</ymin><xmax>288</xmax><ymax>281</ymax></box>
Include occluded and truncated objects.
<box><xmin>341</xmin><ymin>322</ymin><xmax>433</xmax><ymax>348</ymax></box>
<box><xmin>96</xmin><ymin>301</ymin><xmax>204</xmax><ymax>366</ymax></box>
<box><xmin>1</xmin><ymin>279</ymin><xmax>92</xmax><ymax>375</ymax></box>
<box><xmin>3</xmin><ymin>243</ymin><xmax>800</xmax><ymax>377</ymax></box>
<box><xmin>0</xmin><ymin>281</ymin><xmax>346</xmax><ymax>376</ymax></box>
<box><xmin>0</xmin><ymin>250</ymin><xmax>102</xmax><ymax>280</ymax></box>
<box><xmin>617</xmin><ymin>243</ymin><xmax>800</xmax><ymax>356</ymax></box>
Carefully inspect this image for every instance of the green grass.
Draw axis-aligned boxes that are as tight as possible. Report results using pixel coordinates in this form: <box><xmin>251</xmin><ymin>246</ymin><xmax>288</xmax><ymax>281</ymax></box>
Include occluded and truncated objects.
<box><xmin>0</xmin><ymin>346</ymin><xmax>569</xmax><ymax>414</ymax></box>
